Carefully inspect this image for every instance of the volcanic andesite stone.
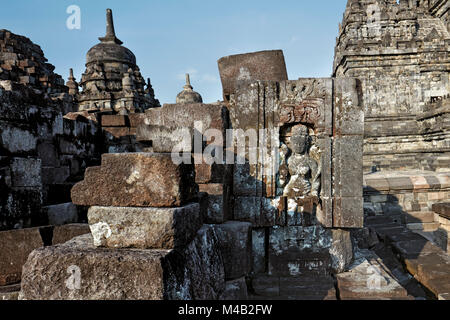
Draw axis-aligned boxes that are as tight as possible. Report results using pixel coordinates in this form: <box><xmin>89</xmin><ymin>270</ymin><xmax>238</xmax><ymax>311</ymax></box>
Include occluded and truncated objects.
<box><xmin>71</xmin><ymin>153</ymin><xmax>197</xmax><ymax>208</ymax></box>
<box><xmin>213</xmin><ymin>221</ymin><xmax>252</xmax><ymax>280</ymax></box>
<box><xmin>0</xmin><ymin>228</ymin><xmax>44</xmax><ymax>286</ymax></box>
<box><xmin>52</xmin><ymin>224</ymin><xmax>91</xmax><ymax>245</ymax></box>
<box><xmin>87</xmin><ymin>204</ymin><xmax>202</xmax><ymax>249</ymax></box>
<box><xmin>218</xmin><ymin>50</ymin><xmax>288</xmax><ymax>99</ymax></box>
<box><xmin>19</xmin><ymin>226</ymin><xmax>225</xmax><ymax>300</ymax></box>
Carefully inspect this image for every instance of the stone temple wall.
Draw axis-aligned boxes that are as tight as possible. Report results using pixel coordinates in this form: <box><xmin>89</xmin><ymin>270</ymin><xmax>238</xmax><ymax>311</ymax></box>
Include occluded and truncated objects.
<box><xmin>15</xmin><ymin>49</ymin><xmax>365</xmax><ymax>300</ymax></box>
<box><xmin>0</xmin><ymin>30</ymin><xmax>103</xmax><ymax>231</ymax></box>
<box><xmin>333</xmin><ymin>0</ymin><xmax>450</xmax><ymax>172</ymax></box>
<box><xmin>3</xmin><ymin>4</ymin><xmax>449</xmax><ymax>300</ymax></box>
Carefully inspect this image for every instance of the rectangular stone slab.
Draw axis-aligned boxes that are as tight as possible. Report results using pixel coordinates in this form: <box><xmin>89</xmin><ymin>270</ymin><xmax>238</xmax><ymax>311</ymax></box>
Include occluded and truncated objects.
<box><xmin>52</xmin><ymin>224</ymin><xmax>91</xmax><ymax>245</ymax></box>
<box><xmin>71</xmin><ymin>153</ymin><xmax>197</xmax><ymax>208</ymax></box>
<box><xmin>87</xmin><ymin>204</ymin><xmax>202</xmax><ymax>249</ymax></box>
<box><xmin>268</xmin><ymin>226</ymin><xmax>333</xmax><ymax>277</ymax></box>
<box><xmin>0</xmin><ymin>227</ymin><xmax>44</xmax><ymax>286</ymax></box>
<box><xmin>218</xmin><ymin>50</ymin><xmax>288</xmax><ymax>99</ymax></box>
<box><xmin>213</xmin><ymin>221</ymin><xmax>252</xmax><ymax>280</ymax></box>
<box><xmin>19</xmin><ymin>227</ymin><xmax>225</xmax><ymax>300</ymax></box>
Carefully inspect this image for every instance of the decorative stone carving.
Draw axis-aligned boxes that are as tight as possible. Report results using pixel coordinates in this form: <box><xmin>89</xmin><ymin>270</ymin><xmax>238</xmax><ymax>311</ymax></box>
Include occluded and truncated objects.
<box><xmin>280</xmin><ymin>125</ymin><xmax>320</xmax><ymax>200</ymax></box>
<box><xmin>77</xmin><ymin>9</ymin><xmax>160</xmax><ymax>113</ymax></box>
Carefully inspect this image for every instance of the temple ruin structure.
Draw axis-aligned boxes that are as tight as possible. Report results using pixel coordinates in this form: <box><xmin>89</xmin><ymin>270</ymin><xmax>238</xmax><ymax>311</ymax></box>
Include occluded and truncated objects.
<box><xmin>1</xmin><ymin>2</ymin><xmax>449</xmax><ymax>300</ymax></box>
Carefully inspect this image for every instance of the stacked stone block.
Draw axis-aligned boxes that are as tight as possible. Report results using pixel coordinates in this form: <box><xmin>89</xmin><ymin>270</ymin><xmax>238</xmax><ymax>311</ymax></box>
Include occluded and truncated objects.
<box><xmin>226</xmin><ymin>78</ymin><xmax>361</xmax><ymax>281</ymax></box>
<box><xmin>0</xmin><ymin>30</ymin><xmax>102</xmax><ymax>230</ymax></box>
<box><xmin>0</xmin><ymin>224</ymin><xmax>90</xmax><ymax>289</ymax></box>
<box><xmin>132</xmin><ymin>103</ymin><xmax>252</xmax><ymax>298</ymax></box>
<box><xmin>134</xmin><ymin>103</ymin><xmax>234</xmax><ymax>225</ymax></box>
<box><xmin>334</xmin><ymin>0</ymin><xmax>450</xmax><ymax>172</ymax></box>
<box><xmin>432</xmin><ymin>203</ymin><xmax>450</xmax><ymax>253</ymax></box>
<box><xmin>364</xmin><ymin>171</ymin><xmax>450</xmax><ymax>233</ymax></box>
<box><xmin>215</xmin><ymin>50</ymin><xmax>365</xmax><ymax>299</ymax></box>
<box><xmin>20</xmin><ymin>152</ymin><xmax>226</xmax><ymax>300</ymax></box>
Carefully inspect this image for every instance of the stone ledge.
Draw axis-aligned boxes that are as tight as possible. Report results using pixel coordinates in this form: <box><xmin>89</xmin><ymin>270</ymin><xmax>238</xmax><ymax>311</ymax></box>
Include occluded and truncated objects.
<box><xmin>337</xmin><ymin>250</ymin><xmax>410</xmax><ymax>300</ymax></box>
<box><xmin>0</xmin><ymin>227</ymin><xmax>44</xmax><ymax>286</ymax></box>
<box><xmin>364</xmin><ymin>171</ymin><xmax>450</xmax><ymax>193</ymax></box>
<box><xmin>87</xmin><ymin>204</ymin><xmax>202</xmax><ymax>249</ymax></box>
<box><xmin>19</xmin><ymin>226</ymin><xmax>225</xmax><ymax>300</ymax></box>
<box><xmin>433</xmin><ymin>203</ymin><xmax>450</xmax><ymax>219</ymax></box>
<box><xmin>71</xmin><ymin>153</ymin><xmax>197</xmax><ymax>208</ymax></box>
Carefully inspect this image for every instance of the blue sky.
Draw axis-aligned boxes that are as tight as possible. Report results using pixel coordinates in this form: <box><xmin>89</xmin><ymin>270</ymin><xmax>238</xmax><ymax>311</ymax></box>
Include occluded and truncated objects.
<box><xmin>0</xmin><ymin>0</ymin><xmax>348</xmax><ymax>104</ymax></box>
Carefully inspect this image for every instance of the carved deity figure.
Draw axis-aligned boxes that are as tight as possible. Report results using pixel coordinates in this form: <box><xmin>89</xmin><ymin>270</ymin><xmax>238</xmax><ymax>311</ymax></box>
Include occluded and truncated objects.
<box><xmin>280</xmin><ymin>125</ymin><xmax>320</xmax><ymax>200</ymax></box>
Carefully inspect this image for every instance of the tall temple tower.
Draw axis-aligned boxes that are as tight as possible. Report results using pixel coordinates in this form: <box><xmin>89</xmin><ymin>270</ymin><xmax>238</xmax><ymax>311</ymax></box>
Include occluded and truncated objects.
<box><xmin>76</xmin><ymin>9</ymin><xmax>159</xmax><ymax>114</ymax></box>
<box><xmin>333</xmin><ymin>0</ymin><xmax>450</xmax><ymax>172</ymax></box>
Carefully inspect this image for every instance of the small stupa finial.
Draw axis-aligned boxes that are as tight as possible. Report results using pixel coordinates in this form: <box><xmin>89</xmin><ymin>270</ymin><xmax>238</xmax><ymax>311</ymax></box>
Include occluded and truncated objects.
<box><xmin>176</xmin><ymin>73</ymin><xmax>203</xmax><ymax>104</ymax></box>
<box><xmin>69</xmin><ymin>68</ymin><xmax>75</xmax><ymax>80</ymax></box>
<box><xmin>99</xmin><ymin>9</ymin><xmax>123</xmax><ymax>45</ymax></box>
<box><xmin>184</xmin><ymin>73</ymin><xmax>193</xmax><ymax>91</ymax></box>
<box><xmin>67</xmin><ymin>68</ymin><xmax>79</xmax><ymax>95</ymax></box>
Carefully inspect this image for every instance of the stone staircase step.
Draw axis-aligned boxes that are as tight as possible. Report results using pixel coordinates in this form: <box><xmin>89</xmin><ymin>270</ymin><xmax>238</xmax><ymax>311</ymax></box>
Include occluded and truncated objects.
<box><xmin>385</xmin><ymin>231</ymin><xmax>426</xmax><ymax>245</ymax></box>
<box><xmin>402</xmin><ymin>211</ymin><xmax>436</xmax><ymax>224</ymax></box>
<box><xmin>392</xmin><ymin>239</ymin><xmax>442</xmax><ymax>260</ymax></box>
<box><xmin>439</xmin><ymin>293</ymin><xmax>450</xmax><ymax>300</ymax></box>
<box><xmin>432</xmin><ymin>203</ymin><xmax>450</xmax><ymax>219</ymax></box>
<box><xmin>251</xmin><ymin>274</ymin><xmax>337</xmax><ymax>300</ymax></box>
<box><xmin>248</xmin><ymin>293</ymin><xmax>337</xmax><ymax>300</ymax></box>
<box><xmin>407</xmin><ymin>222</ymin><xmax>440</xmax><ymax>232</ymax></box>
<box><xmin>374</xmin><ymin>226</ymin><xmax>408</xmax><ymax>239</ymax></box>
<box><xmin>403</xmin><ymin>252</ymin><xmax>450</xmax><ymax>298</ymax></box>
<box><xmin>337</xmin><ymin>250</ymin><xmax>409</xmax><ymax>300</ymax></box>
<box><xmin>365</xmin><ymin>216</ymin><xmax>399</xmax><ymax>227</ymax></box>
<box><xmin>0</xmin><ymin>283</ymin><xmax>20</xmax><ymax>300</ymax></box>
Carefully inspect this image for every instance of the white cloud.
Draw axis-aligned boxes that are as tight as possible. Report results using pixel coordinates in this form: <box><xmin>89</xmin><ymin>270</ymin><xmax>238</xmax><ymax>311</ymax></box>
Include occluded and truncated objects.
<box><xmin>176</xmin><ymin>68</ymin><xmax>218</xmax><ymax>84</ymax></box>
<box><xmin>176</xmin><ymin>67</ymin><xmax>198</xmax><ymax>81</ymax></box>
<box><xmin>201</xmin><ymin>74</ymin><xmax>218</xmax><ymax>83</ymax></box>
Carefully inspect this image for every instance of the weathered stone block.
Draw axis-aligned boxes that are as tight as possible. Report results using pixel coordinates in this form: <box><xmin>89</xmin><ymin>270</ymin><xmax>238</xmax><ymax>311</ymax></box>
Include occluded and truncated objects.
<box><xmin>333</xmin><ymin>136</ymin><xmax>363</xmax><ymax>198</ymax></box>
<box><xmin>0</xmin><ymin>188</ymin><xmax>43</xmax><ymax>230</ymax></box>
<box><xmin>0</xmin><ymin>227</ymin><xmax>44</xmax><ymax>286</ymax></box>
<box><xmin>44</xmin><ymin>202</ymin><xmax>79</xmax><ymax>226</ymax></box>
<box><xmin>279</xmin><ymin>275</ymin><xmax>336</xmax><ymax>299</ymax></box>
<box><xmin>234</xmin><ymin>196</ymin><xmax>278</xmax><ymax>227</ymax></box>
<box><xmin>37</xmin><ymin>142</ymin><xmax>59</xmax><ymax>167</ymax></box>
<box><xmin>20</xmin><ymin>226</ymin><xmax>224</xmax><ymax>300</ymax></box>
<box><xmin>233</xmin><ymin>164</ymin><xmax>260</xmax><ymax>197</ymax></box>
<box><xmin>41</xmin><ymin>166</ymin><xmax>70</xmax><ymax>185</ymax></box>
<box><xmin>0</xmin><ymin>122</ymin><xmax>37</xmax><ymax>154</ymax></box>
<box><xmin>195</xmin><ymin>161</ymin><xmax>232</xmax><ymax>184</ymax></box>
<box><xmin>252</xmin><ymin>276</ymin><xmax>279</xmax><ymax>297</ymax></box>
<box><xmin>218</xmin><ymin>50</ymin><xmax>288</xmax><ymax>99</ymax></box>
<box><xmin>10</xmin><ymin>158</ymin><xmax>41</xmax><ymax>187</ymax></box>
<box><xmin>433</xmin><ymin>203</ymin><xmax>450</xmax><ymax>219</ymax></box>
<box><xmin>268</xmin><ymin>226</ymin><xmax>332</xmax><ymax>277</ymax></box>
<box><xmin>87</xmin><ymin>204</ymin><xmax>202</xmax><ymax>249</ymax></box>
<box><xmin>393</xmin><ymin>240</ymin><xmax>442</xmax><ymax>260</ymax></box>
<box><xmin>364</xmin><ymin>177</ymin><xmax>390</xmax><ymax>192</ymax></box>
<box><xmin>333</xmin><ymin>197</ymin><xmax>364</xmax><ymax>229</ymax></box>
<box><xmin>252</xmin><ymin>228</ymin><xmax>266</xmax><ymax>274</ymax></box>
<box><xmin>52</xmin><ymin>224</ymin><xmax>91</xmax><ymax>245</ymax></box>
<box><xmin>101</xmin><ymin>115</ymin><xmax>128</xmax><ymax>127</ymax></box>
<box><xmin>71</xmin><ymin>153</ymin><xmax>197</xmax><ymax>208</ymax></box>
<box><xmin>198</xmin><ymin>184</ymin><xmax>231</xmax><ymax>224</ymax></box>
<box><xmin>330</xmin><ymin>229</ymin><xmax>353</xmax><ymax>273</ymax></box>
<box><xmin>143</xmin><ymin>103</ymin><xmax>229</xmax><ymax>140</ymax></box>
<box><xmin>220</xmin><ymin>277</ymin><xmax>248</xmax><ymax>300</ymax></box>
<box><xmin>333</xmin><ymin>78</ymin><xmax>364</xmax><ymax>136</ymax></box>
<box><xmin>136</xmin><ymin>125</ymin><xmax>193</xmax><ymax>153</ymax></box>
<box><xmin>214</xmin><ymin>221</ymin><xmax>252</xmax><ymax>280</ymax></box>
<box><xmin>337</xmin><ymin>254</ymin><xmax>409</xmax><ymax>300</ymax></box>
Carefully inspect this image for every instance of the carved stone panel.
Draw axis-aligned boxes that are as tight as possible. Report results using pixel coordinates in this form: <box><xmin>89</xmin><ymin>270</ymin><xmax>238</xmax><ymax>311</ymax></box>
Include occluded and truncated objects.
<box><xmin>228</xmin><ymin>77</ymin><xmax>363</xmax><ymax>229</ymax></box>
